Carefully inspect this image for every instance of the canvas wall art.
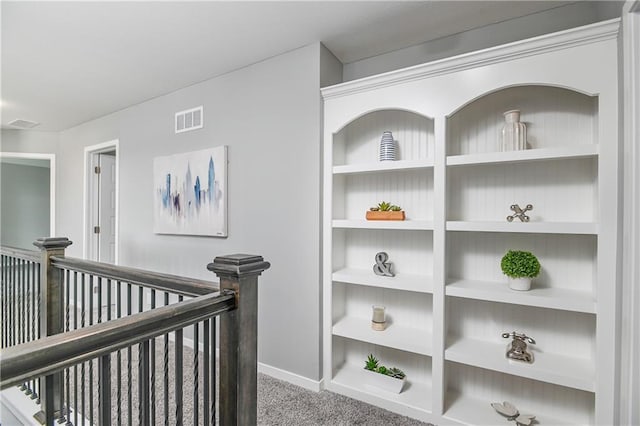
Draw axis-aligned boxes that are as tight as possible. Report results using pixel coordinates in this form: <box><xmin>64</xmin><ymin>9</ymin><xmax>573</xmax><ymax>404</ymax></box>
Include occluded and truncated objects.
<box><xmin>153</xmin><ymin>146</ymin><xmax>227</xmax><ymax>237</ymax></box>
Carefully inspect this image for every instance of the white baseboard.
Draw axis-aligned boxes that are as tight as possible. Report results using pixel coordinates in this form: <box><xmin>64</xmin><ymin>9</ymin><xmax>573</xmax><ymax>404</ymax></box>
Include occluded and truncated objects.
<box><xmin>175</xmin><ymin>334</ymin><xmax>324</xmax><ymax>393</ymax></box>
<box><xmin>258</xmin><ymin>363</ymin><xmax>323</xmax><ymax>393</ymax></box>
<box><xmin>0</xmin><ymin>387</ymin><xmax>40</xmax><ymax>426</ymax></box>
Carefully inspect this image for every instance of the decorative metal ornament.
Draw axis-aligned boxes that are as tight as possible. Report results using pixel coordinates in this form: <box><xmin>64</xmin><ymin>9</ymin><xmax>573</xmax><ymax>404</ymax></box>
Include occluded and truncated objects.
<box><xmin>506</xmin><ymin>204</ymin><xmax>533</xmax><ymax>222</ymax></box>
<box><xmin>502</xmin><ymin>331</ymin><xmax>536</xmax><ymax>364</ymax></box>
<box><xmin>491</xmin><ymin>401</ymin><xmax>536</xmax><ymax>426</ymax></box>
<box><xmin>373</xmin><ymin>252</ymin><xmax>395</xmax><ymax>277</ymax></box>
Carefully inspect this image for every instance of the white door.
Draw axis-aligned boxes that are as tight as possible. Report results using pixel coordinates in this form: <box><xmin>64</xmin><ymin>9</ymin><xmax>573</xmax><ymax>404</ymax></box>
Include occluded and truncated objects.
<box><xmin>89</xmin><ymin>151</ymin><xmax>116</xmax><ymax>307</ymax></box>
<box><xmin>98</xmin><ymin>153</ymin><xmax>116</xmax><ymax>264</ymax></box>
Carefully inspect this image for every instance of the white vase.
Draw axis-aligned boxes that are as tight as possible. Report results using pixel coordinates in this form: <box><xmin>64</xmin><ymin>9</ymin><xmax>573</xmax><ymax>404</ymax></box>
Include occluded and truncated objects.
<box><xmin>500</xmin><ymin>110</ymin><xmax>527</xmax><ymax>151</ymax></box>
<box><xmin>508</xmin><ymin>277</ymin><xmax>532</xmax><ymax>291</ymax></box>
<box><xmin>379</xmin><ymin>131</ymin><xmax>397</xmax><ymax>161</ymax></box>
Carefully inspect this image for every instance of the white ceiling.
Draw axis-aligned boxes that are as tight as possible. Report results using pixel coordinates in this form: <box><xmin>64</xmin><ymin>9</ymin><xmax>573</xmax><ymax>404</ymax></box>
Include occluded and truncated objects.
<box><xmin>0</xmin><ymin>1</ymin><xmax>612</xmax><ymax>132</ymax></box>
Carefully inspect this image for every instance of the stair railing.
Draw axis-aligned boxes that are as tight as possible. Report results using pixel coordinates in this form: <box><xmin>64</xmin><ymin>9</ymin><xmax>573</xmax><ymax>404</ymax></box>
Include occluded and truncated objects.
<box><xmin>0</xmin><ymin>237</ymin><xmax>270</xmax><ymax>425</ymax></box>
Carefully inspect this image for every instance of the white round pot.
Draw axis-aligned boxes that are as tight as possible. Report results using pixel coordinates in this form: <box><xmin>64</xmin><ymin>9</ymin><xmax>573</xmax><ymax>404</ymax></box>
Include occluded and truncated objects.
<box><xmin>508</xmin><ymin>277</ymin><xmax>532</xmax><ymax>291</ymax></box>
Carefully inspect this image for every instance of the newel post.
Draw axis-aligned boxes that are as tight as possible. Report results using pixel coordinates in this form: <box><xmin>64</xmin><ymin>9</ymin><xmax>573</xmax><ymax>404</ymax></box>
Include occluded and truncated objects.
<box><xmin>33</xmin><ymin>237</ymin><xmax>72</xmax><ymax>425</ymax></box>
<box><xmin>208</xmin><ymin>254</ymin><xmax>270</xmax><ymax>426</ymax></box>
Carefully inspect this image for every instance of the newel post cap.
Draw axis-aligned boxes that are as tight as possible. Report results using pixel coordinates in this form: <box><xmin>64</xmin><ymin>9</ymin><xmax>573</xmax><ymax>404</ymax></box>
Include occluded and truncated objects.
<box><xmin>33</xmin><ymin>237</ymin><xmax>73</xmax><ymax>250</ymax></box>
<box><xmin>207</xmin><ymin>254</ymin><xmax>270</xmax><ymax>279</ymax></box>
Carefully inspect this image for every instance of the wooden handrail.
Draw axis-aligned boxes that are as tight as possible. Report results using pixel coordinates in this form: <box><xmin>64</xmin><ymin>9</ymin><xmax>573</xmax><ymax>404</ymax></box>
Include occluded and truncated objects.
<box><xmin>50</xmin><ymin>255</ymin><xmax>219</xmax><ymax>297</ymax></box>
<box><xmin>0</xmin><ymin>246</ymin><xmax>40</xmax><ymax>263</ymax></box>
<box><xmin>0</xmin><ymin>290</ymin><xmax>235</xmax><ymax>389</ymax></box>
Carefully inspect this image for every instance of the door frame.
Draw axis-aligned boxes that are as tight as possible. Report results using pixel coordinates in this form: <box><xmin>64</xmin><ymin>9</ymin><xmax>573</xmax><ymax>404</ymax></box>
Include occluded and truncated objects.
<box><xmin>0</xmin><ymin>152</ymin><xmax>56</xmax><ymax>238</ymax></box>
<box><xmin>83</xmin><ymin>140</ymin><xmax>119</xmax><ymax>263</ymax></box>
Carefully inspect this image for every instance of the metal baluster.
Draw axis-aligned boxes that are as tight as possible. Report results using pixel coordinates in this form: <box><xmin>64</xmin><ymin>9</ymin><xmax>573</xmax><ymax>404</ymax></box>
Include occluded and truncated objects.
<box><xmin>98</xmin><ymin>277</ymin><xmax>102</xmax><ymax>323</ymax></box>
<box><xmin>175</xmin><ymin>294</ymin><xmax>184</xmax><ymax>426</ymax></box>
<box><xmin>34</xmin><ymin>262</ymin><xmax>41</xmax><ymax>404</ymax></box>
<box><xmin>193</xmin><ymin>321</ymin><xmax>199</xmax><ymax>424</ymax></box>
<box><xmin>211</xmin><ymin>317</ymin><xmax>216</xmax><ymax>425</ymax></box>
<box><xmin>63</xmin><ymin>270</ymin><xmax>71</xmax><ymax>425</ymax></box>
<box><xmin>80</xmin><ymin>274</ymin><xmax>86</xmax><ymax>419</ymax></box>
<box><xmin>138</xmin><ymin>286</ymin><xmax>145</xmax><ymax>424</ymax></box>
<box><xmin>163</xmin><ymin>292</ymin><xmax>169</xmax><ymax>426</ymax></box>
<box><xmin>10</xmin><ymin>257</ymin><xmax>14</xmax><ymax>347</ymax></box>
<box><xmin>1</xmin><ymin>255</ymin><xmax>5</xmax><ymax>349</ymax></box>
<box><xmin>99</xmin><ymin>353</ymin><xmax>112</xmax><ymax>426</ymax></box>
<box><xmin>89</xmin><ymin>275</ymin><xmax>94</xmax><ymax>425</ymax></box>
<box><xmin>139</xmin><ymin>340</ymin><xmax>150</xmax><ymax>425</ymax></box>
<box><xmin>204</xmin><ymin>319</ymin><xmax>210</xmax><ymax>425</ymax></box>
<box><xmin>117</xmin><ymin>281</ymin><xmax>122</xmax><ymax>426</ymax></box>
<box><xmin>73</xmin><ymin>271</ymin><xmax>79</xmax><ymax>426</ymax></box>
<box><xmin>18</xmin><ymin>259</ymin><xmax>22</xmax><ymax>346</ymax></box>
<box><xmin>24</xmin><ymin>261</ymin><xmax>34</xmax><ymax>397</ymax></box>
<box><xmin>150</xmin><ymin>289</ymin><xmax>156</xmax><ymax>426</ymax></box>
<box><xmin>127</xmin><ymin>283</ymin><xmax>132</xmax><ymax>426</ymax></box>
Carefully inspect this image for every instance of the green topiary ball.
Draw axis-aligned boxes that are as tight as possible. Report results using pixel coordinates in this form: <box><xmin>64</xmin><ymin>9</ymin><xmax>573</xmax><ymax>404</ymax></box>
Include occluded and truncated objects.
<box><xmin>500</xmin><ymin>250</ymin><xmax>541</xmax><ymax>278</ymax></box>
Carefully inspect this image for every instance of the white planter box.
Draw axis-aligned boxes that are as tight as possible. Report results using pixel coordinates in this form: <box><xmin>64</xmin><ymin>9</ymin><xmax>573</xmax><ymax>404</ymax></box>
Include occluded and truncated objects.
<box><xmin>363</xmin><ymin>369</ymin><xmax>406</xmax><ymax>394</ymax></box>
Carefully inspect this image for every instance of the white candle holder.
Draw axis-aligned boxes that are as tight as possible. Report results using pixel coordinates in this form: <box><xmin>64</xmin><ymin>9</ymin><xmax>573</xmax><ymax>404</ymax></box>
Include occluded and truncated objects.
<box><xmin>371</xmin><ymin>305</ymin><xmax>386</xmax><ymax>331</ymax></box>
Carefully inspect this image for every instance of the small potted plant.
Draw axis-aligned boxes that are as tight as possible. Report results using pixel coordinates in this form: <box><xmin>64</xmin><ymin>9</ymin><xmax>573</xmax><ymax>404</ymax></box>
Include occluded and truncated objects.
<box><xmin>500</xmin><ymin>250</ymin><xmax>541</xmax><ymax>291</ymax></box>
<box><xmin>363</xmin><ymin>354</ymin><xmax>406</xmax><ymax>393</ymax></box>
<box><xmin>366</xmin><ymin>201</ymin><xmax>405</xmax><ymax>221</ymax></box>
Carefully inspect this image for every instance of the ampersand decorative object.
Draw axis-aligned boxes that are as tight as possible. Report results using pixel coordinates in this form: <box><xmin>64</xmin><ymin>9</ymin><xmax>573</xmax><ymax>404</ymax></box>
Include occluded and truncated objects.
<box><xmin>506</xmin><ymin>204</ymin><xmax>533</xmax><ymax>222</ymax></box>
<box><xmin>373</xmin><ymin>252</ymin><xmax>395</xmax><ymax>277</ymax></box>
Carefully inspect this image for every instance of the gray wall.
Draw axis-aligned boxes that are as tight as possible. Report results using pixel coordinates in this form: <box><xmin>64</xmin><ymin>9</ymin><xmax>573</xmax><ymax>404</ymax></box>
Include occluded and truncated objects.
<box><xmin>55</xmin><ymin>43</ymin><xmax>326</xmax><ymax>381</ymax></box>
<box><xmin>0</xmin><ymin>162</ymin><xmax>50</xmax><ymax>249</ymax></box>
<box><xmin>1</xmin><ymin>129</ymin><xmax>60</xmax><ymax>153</ymax></box>
<box><xmin>343</xmin><ymin>1</ymin><xmax>623</xmax><ymax>81</ymax></box>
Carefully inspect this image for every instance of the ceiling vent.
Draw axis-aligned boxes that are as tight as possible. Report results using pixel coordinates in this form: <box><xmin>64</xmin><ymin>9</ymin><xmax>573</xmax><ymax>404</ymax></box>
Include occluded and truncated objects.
<box><xmin>8</xmin><ymin>119</ymin><xmax>40</xmax><ymax>129</ymax></box>
<box><xmin>175</xmin><ymin>106</ymin><xmax>203</xmax><ymax>134</ymax></box>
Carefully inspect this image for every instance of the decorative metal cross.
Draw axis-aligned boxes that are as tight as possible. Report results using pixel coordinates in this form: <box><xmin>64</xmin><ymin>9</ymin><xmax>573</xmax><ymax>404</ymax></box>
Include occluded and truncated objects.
<box><xmin>506</xmin><ymin>204</ymin><xmax>533</xmax><ymax>222</ymax></box>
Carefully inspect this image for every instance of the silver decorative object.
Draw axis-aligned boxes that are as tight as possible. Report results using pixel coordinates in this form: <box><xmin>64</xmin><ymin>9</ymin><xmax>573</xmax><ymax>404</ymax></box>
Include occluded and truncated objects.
<box><xmin>507</xmin><ymin>204</ymin><xmax>533</xmax><ymax>222</ymax></box>
<box><xmin>491</xmin><ymin>401</ymin><xmax>536</xmax><ymax>426</ymax></box>
<box><xmin>502</xmin><ymin>331</ymin><xmax>536</xmax><ymax>364</ymax></box>
<box><xmin>373</xmin><ymin>252</ymin><xmax>395</xmax><ymax>277</ymax></box>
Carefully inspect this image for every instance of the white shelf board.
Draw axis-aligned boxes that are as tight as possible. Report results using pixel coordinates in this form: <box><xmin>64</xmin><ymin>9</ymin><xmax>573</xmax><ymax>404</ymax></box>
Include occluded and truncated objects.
<box><xmin>444</xmin><ymin>391</ymin><xmax>576</xmax><ymax>426</ymax></box>
<box><xmin>446</xmin><ymin>145</ymin><xmax>599</xmax><ymax>166</ymax></box>
<box><xmin>446</xmin><ymin>279</ymin><xmax>596</xmax><ymax>314</ymax></box>
<box><xmin>333</xmin><ymin>158</ymin><xmax>434</xmax><ymax>175</ymax></box>
<box><xmin>331</xmin><ymin>363</ymin><xmax>432</xmax><ymax>415</ymax></box>
<box><xmin>333</xmin><ymin>268</ymin><xmax>433</xmax><ymax>293</ymax></box>
<box><xmin>333</xmin><ymin>219</ymin><xmax>434</xmax><ymax>230</ymax></box>
<box><xmin>333</xmin><ymin>316</ymin><xmax>432</xmax><ymax>356</ymax></box>
<box><xmin>446</xmin><ymin>221</ymin><xmax>598</xmax><ymax>235</ymax></box>
<box><xmin>445</xmin><ymin>336</ymin><xmax>595</xmax><ymax>392</ymax></box>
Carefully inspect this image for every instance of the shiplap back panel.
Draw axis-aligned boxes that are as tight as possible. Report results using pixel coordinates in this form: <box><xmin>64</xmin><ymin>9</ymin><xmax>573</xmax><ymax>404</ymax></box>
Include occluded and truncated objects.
<box><xmin>335</xmin><ymin>337</ymin><xmax>432</xmax><ymax>383</ymax></box>
<box><xmin>335</xmin><ymin>110</ymin><xmax>434</xmax><ymax>166</ymax></box>
<box><xmin>340</xmin><ymin>170</ymin><xmax>433</xmax><ymax>220</ymax></box>
<box><xmin>447</xmin><ymin>298</ymin><xmax>595</xmax><ymax>359</ymax></box>
<box><xmin>447</xmin><ymin>232</ymin><xmax>597</xmax><ymax>294</ymax></box>
<box><xmin>447</xmin><ymin>86</ymin><xmax>597</xmax><ymax>156</ymax></box>
<box><xmin>342</xmin><ymin>229</ymin><xmax>433</xmax><ymax>276</ymax></box>
<box><xmin>447</xmin><ymin>158</ymin><xmax>597</xmax><ymax>222</ymax></box>
<box><xmin>447</xmin><ymin>363</ymin><xmax>595</xmax><ymax>424</ymax></box>
<box><xmin>334</xmin><ymin>283</ymin><xmax>433</xmax><ymax>330</ymax></box>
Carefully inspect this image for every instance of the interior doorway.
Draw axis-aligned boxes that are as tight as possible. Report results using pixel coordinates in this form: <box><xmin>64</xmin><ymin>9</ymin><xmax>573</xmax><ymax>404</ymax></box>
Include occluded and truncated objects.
<box><xmin>84</xmin><ymin>140</ymin><xmax>119</xmax><ymax>264</ymax></box>
<box><xmin>0</xmin><ymin>152</ymin><xmax>55</xmax><ymax>248</ymax></box>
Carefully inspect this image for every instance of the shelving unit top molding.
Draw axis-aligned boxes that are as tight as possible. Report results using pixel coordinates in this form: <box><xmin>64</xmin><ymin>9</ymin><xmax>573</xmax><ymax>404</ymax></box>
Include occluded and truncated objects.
<box><xmin>321</xmin><ymin>19</ymin><xmax>619</xmax><ymax>100</ymax></box>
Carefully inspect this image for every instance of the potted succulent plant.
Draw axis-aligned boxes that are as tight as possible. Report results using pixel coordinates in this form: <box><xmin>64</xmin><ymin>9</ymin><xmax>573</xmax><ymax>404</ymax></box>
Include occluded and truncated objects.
<box><xmin>363</xmin><ymin>354</ymin><xmax>406</xmax><ymax>393</ymax></box>
<box><xmin>500</xmin><ymin>250</ymin><xmax>541</xmax><ymax>291</ymax></box>
<box><xmin>366</xmin><ymin>201</ymin><xmax>405</xmax><ymax>221</ymax></box>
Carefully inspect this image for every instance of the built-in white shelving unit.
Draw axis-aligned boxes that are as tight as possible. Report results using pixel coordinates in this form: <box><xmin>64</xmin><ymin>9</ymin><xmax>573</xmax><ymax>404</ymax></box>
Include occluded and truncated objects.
<box><xmin>322</xmin><ymin>19</ymin><xmax>620</xmax><ymax>425</ymax></box>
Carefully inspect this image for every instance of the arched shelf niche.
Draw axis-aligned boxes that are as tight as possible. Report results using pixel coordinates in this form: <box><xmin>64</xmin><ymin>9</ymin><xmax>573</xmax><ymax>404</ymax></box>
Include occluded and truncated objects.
<box><xmin>333</xmin><ymin>109</ymin><xmax>434</xmax><ymax>167</ymax></box>
<box><xmin>446</xmin><ymin>85</ymin><xmax>598</xmax><ymax>156</ymax></box>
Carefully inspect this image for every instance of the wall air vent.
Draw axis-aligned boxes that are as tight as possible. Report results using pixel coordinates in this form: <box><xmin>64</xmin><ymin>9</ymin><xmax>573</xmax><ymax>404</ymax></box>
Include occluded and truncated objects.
<box><xmin>8</xmin><ymin>119</ymin><xmax>40</xmax><ymax>129</ymax></box>
<box><xmin>175</xmin><ymin>106</ymin><xmax>203</xmax><ymax>134</ymax></box>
